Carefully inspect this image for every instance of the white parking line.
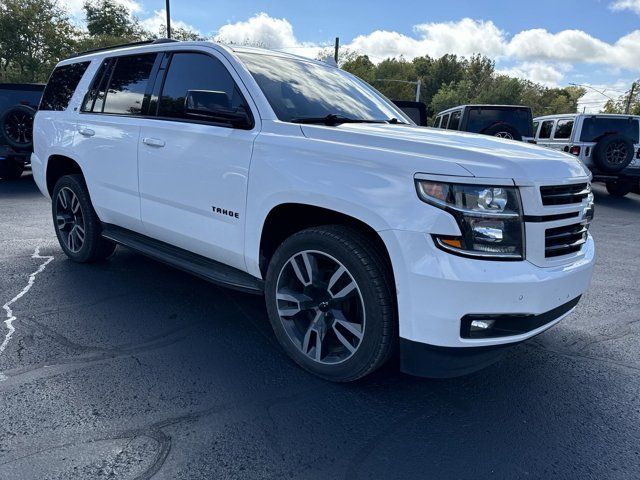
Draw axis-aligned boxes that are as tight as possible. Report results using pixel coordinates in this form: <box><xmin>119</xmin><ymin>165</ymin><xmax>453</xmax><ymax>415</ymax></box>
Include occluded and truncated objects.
<box><xmin>1</xmin><ymin>247</ymin><xmax>54</xmax><ymax>356</ymax></box>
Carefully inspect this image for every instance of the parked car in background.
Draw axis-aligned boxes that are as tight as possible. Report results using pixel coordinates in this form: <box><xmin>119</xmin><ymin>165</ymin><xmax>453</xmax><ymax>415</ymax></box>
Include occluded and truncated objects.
<box><xmin>0</xmin><ymin>83</ymin><xmax>44</xmax><ymax>179</ymax></box>
<box><xmin>392</xmin><ymin>100</ymin><xmax>428</xmax><ymax>126</ymax></box>
<box><xmin>433</xmin><ymin>105</ymin><xmax>534</xmax><ymax>142</ymax></box>
<box><xmin>32</xmin><ymin>40</ymin><xmax>594</xmax><ymax>382</ymax></box>
<box><xmin>533</xmin><ymin>113</ymin><xmax>640</xmax><ymax>196</ymax></box>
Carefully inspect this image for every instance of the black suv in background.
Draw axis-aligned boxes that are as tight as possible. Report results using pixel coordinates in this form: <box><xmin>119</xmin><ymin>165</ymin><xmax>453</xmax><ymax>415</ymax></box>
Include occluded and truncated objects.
<box><xmin>433</xmin><ymin>105</ymin><xmax>534</xmax><ymax>142</ymax></box>
<box><xmin>0</xmin><ymin>83</ymin><xmax>44</xmax><ymax>179</ymax></box>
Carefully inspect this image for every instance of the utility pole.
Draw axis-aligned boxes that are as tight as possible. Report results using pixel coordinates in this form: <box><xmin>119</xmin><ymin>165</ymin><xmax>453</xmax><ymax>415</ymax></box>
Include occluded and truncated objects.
<box><xmin>165</xmin><ymin>0</ymin><xmax>172</xmax><ymax>39</ymax></box>
<box><xmin>334</xmin><ymin>37</ymin><xmax>339</xmax><ymax>64</ymax></box>
<box><xmin>625</xmin><ymin>82</ymin><xmax>636</xmax><ymax>114</ymax></box>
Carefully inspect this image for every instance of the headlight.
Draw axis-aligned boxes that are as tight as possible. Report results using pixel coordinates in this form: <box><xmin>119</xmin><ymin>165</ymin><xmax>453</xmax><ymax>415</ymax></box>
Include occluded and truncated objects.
<box><xmin>416</xmin><ymin>179</ymin><xmax>525</xmax><ymax>260</ymax></box>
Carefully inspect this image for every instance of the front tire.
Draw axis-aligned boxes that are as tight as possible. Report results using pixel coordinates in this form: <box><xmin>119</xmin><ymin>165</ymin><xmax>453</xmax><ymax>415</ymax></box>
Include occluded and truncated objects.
<box><xmin>52</xmin><ymin>174</ymin><xmax>116</xmax><ymax>262</ymax></box>
<box><xmin>265</xmin><ymin>226</ymin><xmax>396</xmax><ymax>382</ymax></box>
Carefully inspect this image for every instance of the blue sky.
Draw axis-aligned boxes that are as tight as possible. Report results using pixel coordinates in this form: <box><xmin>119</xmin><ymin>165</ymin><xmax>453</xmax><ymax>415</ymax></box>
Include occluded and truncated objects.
<box><xmin>67</xmin><ymin>0</ymin><xmax>640</xmax><ymax>111</ymax></box>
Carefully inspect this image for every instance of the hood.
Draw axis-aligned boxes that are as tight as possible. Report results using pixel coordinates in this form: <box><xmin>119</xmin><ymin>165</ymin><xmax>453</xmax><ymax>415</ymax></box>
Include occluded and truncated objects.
<box><xmin>301</xmin><ymin>123</ymin><xmax>590</xmax><ymax>184</ymax></box>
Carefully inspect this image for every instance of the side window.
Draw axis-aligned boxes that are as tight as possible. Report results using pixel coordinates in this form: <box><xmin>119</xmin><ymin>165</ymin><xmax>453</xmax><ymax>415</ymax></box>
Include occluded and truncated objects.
<box><xmin>539</xmin><ymin>120</ymin><xmax>554</xmax><ymax>139</ymax></box>
<box><xmin>39</xmin><ymin>61</ymin><xmax>90</xmax><ymax>111</ymax></box>
<box><xmin>532</xmin><ymin>121</ymin><xmax>539</xmax><ymax>136</ymax></box>
<box><xmin>81</xmin><ymin>59</ymin><xmax>110</xmax><ymax>112</ymax></box>
<box><xmin>157</xmin><ymin>52</ymin><xmax>249</xmax><ymax>124</ymax></box>
<box><xmin>440</xmin><ymin>114</ymin><xmax>450</xmax><ymax>129</ymax></box>
<box><xmin>102</xmin><ymin>53</ymin><xmax>157</xmax><ymax>115</ymax></box>
<box><xmin>433</xmin><ymin>116</ymin><xmax>441</xmax><ymax>128</ymax></box>
<box><xmin>448</xmin><ymin>110</ymin><xmax>461</xmax><ymax>130</ymax></box>
<box><xmin>553</xmin><ymin>119</ymin><xmax>574</xmax><ymax>139</ymax></box>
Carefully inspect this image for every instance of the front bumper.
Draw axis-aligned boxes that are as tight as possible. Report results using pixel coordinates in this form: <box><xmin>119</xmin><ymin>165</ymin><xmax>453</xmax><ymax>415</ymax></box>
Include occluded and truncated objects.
<box><xmin>379</xmin><ymin>229</ymin><xmax>595</xmax><ymax>376</ymax></box>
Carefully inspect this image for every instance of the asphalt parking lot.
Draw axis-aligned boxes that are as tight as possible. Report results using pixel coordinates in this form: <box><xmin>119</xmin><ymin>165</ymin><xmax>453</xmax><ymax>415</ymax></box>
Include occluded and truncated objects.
<box><xmin>0</xmin><ymin>174</ymin><xmax>638</xmax><ymax>480</ymax></box>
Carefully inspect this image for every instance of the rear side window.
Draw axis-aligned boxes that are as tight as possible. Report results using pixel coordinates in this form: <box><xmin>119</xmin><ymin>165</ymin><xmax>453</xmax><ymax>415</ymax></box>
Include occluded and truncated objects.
<box><xmin>157</xmin><ymin>52</ymin><xmax>248</xmax><ymax>121</ymax></box>
<box><xmin>433</xmin><ymin>116</ymin><xmax>441</xmax><ymax>128</ymax></box>
<box><xmin>102</xmin><ymin>53</ymin><xmax>157</xmax><ymax>115</ymax></box>
<box><xmin>532</xmin><ymin>121</ymin><xmax>539</xmax><ymax>135</ymax></box>
<box><xmin>39</xmin><ymin>62</ymin><xmax>90</xmax><ymax>111</ymax></box>
<box><xmin>448</xmin><ymin>110</ymin><xmax>461</xmax><ymax>130</ymax></box>
<box><xmin>81</xmin><ymin>59</ymin><xmax>110</xmax><ymax>112</ymax></box>
<box><xmin>580</xmin><ymin>117</ymin><xmax>640</xmax><ymax>143</ymax></box>
<box><xmin>539</xmin><ymin>120</ymin><xmax>554</xmax><ymax>139</ymax></box>
<box><xmin>553</xmin><ymin>119</ymin><xmax>574</xmax><ymax>139</ymax></box>
<box><xmin>440</xmin><ymin>114</ymin><xmax>450</xmax><ymax>129</ymax></box>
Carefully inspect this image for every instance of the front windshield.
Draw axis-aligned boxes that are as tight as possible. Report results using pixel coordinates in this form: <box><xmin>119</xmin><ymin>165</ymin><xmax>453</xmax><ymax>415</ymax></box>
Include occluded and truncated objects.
<box><xmin>237</xmin><ymin>52</ymin><xmax>407</xmax><ymax>123</ymax></box>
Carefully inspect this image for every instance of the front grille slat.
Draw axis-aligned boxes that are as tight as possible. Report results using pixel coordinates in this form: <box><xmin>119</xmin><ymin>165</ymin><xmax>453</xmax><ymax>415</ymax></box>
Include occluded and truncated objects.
<box><xmin>545</xmin><ymin>223</ymin><xmax>589</xmax><ymax>258</ymax></box>
<box><xmin>540</xmin><ymin>183</ymin><xmax>590</xmax><ymax>206</ymax></box>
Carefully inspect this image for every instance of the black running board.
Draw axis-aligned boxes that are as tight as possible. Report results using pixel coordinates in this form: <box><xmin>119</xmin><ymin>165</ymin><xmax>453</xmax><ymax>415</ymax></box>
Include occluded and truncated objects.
<box><xmin>101</xmin><ymin>224</ymin><xmax>264</xmax><ymax>294</ymax></box>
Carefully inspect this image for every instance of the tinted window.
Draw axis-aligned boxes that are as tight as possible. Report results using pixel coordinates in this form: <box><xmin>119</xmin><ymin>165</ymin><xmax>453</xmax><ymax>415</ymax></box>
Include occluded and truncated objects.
<box><xmin>554</xmin><ymin>119</ymin><xmax>574</xmax><ymax>139</ymax></box>
<box><xmin>448</xmin><ymin>110</ymin><xmax>461</xmax><ymax>130</ymax></box>
<box><xmin>158</xmin><ymin>52</ymin><xmax>247</xmax><ymax>121</ymax></box>
<box><xmin>39</xmin><ymin>62</ymin><xmax>90</xmax><ymax>111</ymax></box>
<box><xmin>532</xmin><ymin>121</ymin><xmax>539</xmax><ymax>135</ymax></box>
<box><xmin>102</xmin><ymin>54</ymin><xmax>156</xmax><ymax>115</ymax></box>
<box><xmin>80</xmin><ymin>59</ymin><xmax>112</xmax><ymax>112</ymax></box>
<box><xmin>539</xmin><ymin>120</ymin><xmax>554</xmax><ymax>139</ymax></box>
<box><xmin>440</xmin><ymin>114</ymin><xmax>450</xmax><ymax>129</ymax></box>
<box><xmin>237</xmin><ymin>53</ymin><xmax>402</xmax><ymax>123</ymax></box>
<box><xmin>466</xmin><ymin>107</ymin><xmax>533</xmax><ymax>137</ymax></box>
<box><xmin>434</xmin><ymin>116</ymin><xmax>441</xmax><ymax>128</ymax></box>
<box><xmin>580</xmin><ymin>117</ymin><xmax>640</xmax><ymax>143</ymax></box>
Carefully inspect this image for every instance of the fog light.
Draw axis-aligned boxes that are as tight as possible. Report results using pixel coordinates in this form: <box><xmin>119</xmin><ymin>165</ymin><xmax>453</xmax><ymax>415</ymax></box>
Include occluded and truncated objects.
<box><xmin>470</xmin><ymin>319</ymin><xmax>495</xmax><ymax>331</ymax></box>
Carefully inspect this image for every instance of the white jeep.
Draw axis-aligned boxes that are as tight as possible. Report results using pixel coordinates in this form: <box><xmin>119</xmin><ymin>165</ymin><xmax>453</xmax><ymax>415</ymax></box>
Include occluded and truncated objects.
<box><xmin>533</xmin><ymin>113</ymin><xmax>640</xmax><ymax>196</ymax></box>
<box><xmin>32</xmin><ymin>40</ymin><xmax>595</xmax><ymax>381</ymax></box>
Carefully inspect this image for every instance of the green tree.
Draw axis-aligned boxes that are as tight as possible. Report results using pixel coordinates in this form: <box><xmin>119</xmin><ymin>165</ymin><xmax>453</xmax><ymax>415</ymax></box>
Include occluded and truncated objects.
<box><xmin>0</xmin><ymin>0</ymin><xmax>78</xmax><ymax>82</ymax></box>
<box><xmin>84</xmin><ymin>0</ymin><xmax>138</xmax><ymax>38</ymax></box>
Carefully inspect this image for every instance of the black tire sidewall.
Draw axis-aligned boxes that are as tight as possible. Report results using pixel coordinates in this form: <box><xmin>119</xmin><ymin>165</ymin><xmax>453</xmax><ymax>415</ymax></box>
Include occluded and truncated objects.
<box><xmin>593</xmin><ymin>134</ymin><xmax>634</xmax><ymax>173</ymax></box>
<box><xmin>51</xmin><ymin>174</ymin><xmax>113</xmax><ymax>262</ymax></box>
<box><xmin>265</xmin><ymin>227</ymin><xmax>394</xmax><ymax>382</ymax></box>
<box><xmin>0</xmin><ymin>105</ymin><xmax>36</xmax><ymax>151</ymax></box>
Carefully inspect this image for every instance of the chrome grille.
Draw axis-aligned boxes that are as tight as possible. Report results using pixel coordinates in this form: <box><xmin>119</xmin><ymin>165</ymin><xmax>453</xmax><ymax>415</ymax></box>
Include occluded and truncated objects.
<box><xmin>540</xmin><ymin>183</ymin><xmax>590</xmax><ymax>206</ymax></box>
<box><xmin>545</xmin><ymin>223</ymin><xmax>588</xmax><ymax>258</ymax></box>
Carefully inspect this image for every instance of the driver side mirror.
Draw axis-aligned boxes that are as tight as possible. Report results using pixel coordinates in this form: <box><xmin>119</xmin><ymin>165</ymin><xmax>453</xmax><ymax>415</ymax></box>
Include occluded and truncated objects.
<box><xmin>184</xmin><ymin>90</ymin><xmax>251</xmax><ymax>128</ymax></box>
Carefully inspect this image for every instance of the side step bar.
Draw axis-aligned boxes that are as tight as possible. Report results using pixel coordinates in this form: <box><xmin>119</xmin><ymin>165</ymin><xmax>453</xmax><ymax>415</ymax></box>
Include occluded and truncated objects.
<box><xmin>101</xmin><ymin>224</ymin><xmax>264</xmax><ymax>295</ymax></box>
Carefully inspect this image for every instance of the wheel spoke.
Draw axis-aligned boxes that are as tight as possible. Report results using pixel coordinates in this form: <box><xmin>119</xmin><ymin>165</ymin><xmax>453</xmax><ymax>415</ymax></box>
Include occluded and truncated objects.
<box><xmin>332</xmin><ymin>310</ymin><xmax>363</xmax><ymax>340</ymax></box>
<box><xmin>56</xmin><ymin>214</ymin><xmax>67</xmax><ymax>229</ymax></box>
<box><xmin>276</xmin><ymin>289</ymin><xmax>314</xmax><ymax>317</ymax></box>
<box><xmin>332</xmin><ymin>324</ymin><xmax>356</xmax><ymax>353</ymax></box>
<box><xmin>68</xmin><ymin>230</ymin><xmax>75</xmax><ymax>251</ymax></box>
<box><xmin>75</xmin><ymin>224</ymin><xmax>85</xmax><ymax>243</ymax></box>
<box><xmin>70</xmin><ymin>193</ymin><xmax>80</xmax><ymax>213</ymax></box>
<box><xmin>290</xmin><ymin>252</ymin><xmax>316</xmax><ymax>286</ymax></box>
<box><xmin>331</xmin><ymin>278</ymin><xmax>357</xmax><ymax>300</ymax></box>
<box><xmin>58</xmin><ymin>189</ymin><xmax>69</xmax><ymax>209</ymax></box>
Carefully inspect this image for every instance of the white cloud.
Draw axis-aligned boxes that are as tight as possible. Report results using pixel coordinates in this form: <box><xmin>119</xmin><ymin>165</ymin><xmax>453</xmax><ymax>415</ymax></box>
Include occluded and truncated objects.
<box><xmin>64</xmin><ymin>0</ymin><xmax>143</xmax><ymax>17</ymax></box>
<box><xmin>215</xmin><ymin>12</ymin><xmax>297</xmax><ymax>48</ymax></box>
<box><xmin>610</xmin><ymin>0</ymin><xmax>640</xmax><ymax>14</ymax></box>
<box><xmin>497</xmin><ymin>62</ymin><xmax>566</xmax><ymax>87</ymax></box>
<box><xmin>214</xmin><ymin>13</ymin><xmax>324</xmax><ymax>58</ymax></box>
<box><xmin>139</xmin><ymin>9</ymin><xmax>200</xmax><ymax>36</ymax></box>
<box><xmin>576</xmin><ymin>81</ymin><xmax>630</xmax><ymax>113</ymax></box>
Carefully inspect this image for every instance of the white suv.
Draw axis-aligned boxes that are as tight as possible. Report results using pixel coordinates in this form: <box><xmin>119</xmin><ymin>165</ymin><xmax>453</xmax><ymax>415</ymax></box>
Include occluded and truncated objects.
<box><xmin>533</xmin><ymin>113</ymin><xmax>640</xmax><ymax>196</ymax></box>
<box><xmin>32</xmin><ymin>40</ymin><xmax>595</xmax><ymax>381</ymax></box>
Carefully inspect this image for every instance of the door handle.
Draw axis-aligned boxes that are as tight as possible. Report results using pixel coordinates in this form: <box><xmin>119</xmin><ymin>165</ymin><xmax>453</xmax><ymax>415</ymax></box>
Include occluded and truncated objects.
<box><xmin>77</xmin><ymin>126</ymin><xmax>95</xmax><ymax>137</ymax></box>
<box><xmin>142</xmin><ymin>137</ymin><xmax>165</xmax><ymax>148</ymax></box>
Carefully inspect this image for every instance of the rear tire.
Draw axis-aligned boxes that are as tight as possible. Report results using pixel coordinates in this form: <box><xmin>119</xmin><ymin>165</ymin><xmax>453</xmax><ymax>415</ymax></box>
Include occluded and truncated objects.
<box><xmin>52</xmin><ymin>174</ymin><xmax>116</xmax><ymax>262</ymax></box>
<box><xmin>605</xmin><ymin>180</ymin><xmax>633</xmax><ymax>197</ymax></box>
<box><xmin>0</xmin><ymin>157</ymin><xmax>25</xmax><ymax>180</ymax></box>
<box><xmin>264</xmin><ymin>225</ymin><xmax>396</xmax><ymax>382</ymax></box>
<box><xmin>482</xmin><ymin>123</ymin><xmax>522</xmax><ymax>141</ymax></box>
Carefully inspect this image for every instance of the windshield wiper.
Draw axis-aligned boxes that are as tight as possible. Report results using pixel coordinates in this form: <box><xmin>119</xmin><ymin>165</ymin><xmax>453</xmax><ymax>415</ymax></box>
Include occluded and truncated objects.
<box><xmin>387</xmin><ymin>117</ymin><xmax>410</xmax><ymax>125</ymax></box>
<box><xmin>290</xmin><ymin>114</ymin><xmax>386</xmax><ymax>126</ymax></box>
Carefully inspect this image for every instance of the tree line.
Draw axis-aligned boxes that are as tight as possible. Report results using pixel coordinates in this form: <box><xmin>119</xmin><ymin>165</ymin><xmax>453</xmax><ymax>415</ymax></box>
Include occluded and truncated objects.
<box><xmin>4</xmin><ymin>0</ymin><xmax>633</xmax><ymax>118</ymax></box>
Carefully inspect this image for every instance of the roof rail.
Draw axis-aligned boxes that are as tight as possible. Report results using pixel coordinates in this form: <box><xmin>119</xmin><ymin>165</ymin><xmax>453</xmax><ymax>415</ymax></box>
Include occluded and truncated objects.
<box><xmin>70</xmin><ymin>38</ymin><xmax>179</xmax><ymax>58</ymax></box>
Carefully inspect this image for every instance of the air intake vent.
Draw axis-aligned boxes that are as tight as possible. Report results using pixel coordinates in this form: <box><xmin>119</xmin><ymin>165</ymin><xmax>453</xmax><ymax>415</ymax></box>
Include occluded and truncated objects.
<box><xmin>545</xmin><ymin>223</ymin><xmax>588</xmax><ymax>258</ymax></box>
<box><xmin>540</xmin><ymin>183</ymin><xmax>590</xmax><ymax>206</ymax></box>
